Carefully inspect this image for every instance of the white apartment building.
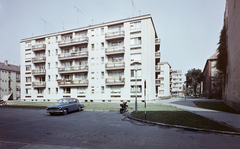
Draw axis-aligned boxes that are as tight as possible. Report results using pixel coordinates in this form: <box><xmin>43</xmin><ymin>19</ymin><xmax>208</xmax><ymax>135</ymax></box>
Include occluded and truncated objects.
<box><xmin>157</xmin><ymin>62</ymin><xmax>183</xmax><ymax>97</ymax></box>
<box><xmin>0</xmin><ymin>60</ymin><xmax>21</xmax><ymax>100</ymax></box>
<box><xmin>171</xmin><ymin>70</ymin><xmax>183</xmax><ymax>96</ymax></box>
<box><xmin>20</xmin><ymin>14</ymin><xmax>161</xmax><ymax>102</ymax></box>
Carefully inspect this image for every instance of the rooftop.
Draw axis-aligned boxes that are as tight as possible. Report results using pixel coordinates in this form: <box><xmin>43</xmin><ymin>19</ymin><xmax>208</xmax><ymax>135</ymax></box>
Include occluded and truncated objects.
<box><xmin>0</xmin><ymin>60</ymin><xmax>20</xmax><ymax>72</ymax></box>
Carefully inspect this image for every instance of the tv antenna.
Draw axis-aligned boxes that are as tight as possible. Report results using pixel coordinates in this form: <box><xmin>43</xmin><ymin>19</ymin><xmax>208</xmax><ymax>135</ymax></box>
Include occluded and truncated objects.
<box><xmin>41</xmin><ymin>18</ymin><xmax>51</xmax><ymax>33</ymax></box>
<box><xmin>74</xmin><ymin>6</ymin><xmax>83</xmax><ymax>27</ymax></box>
<box><xmin>131</xmin><ymin>0</ymin><xmax>135</xmax><ymax>16</ymax></box>
<box><xmin>62</xmin><ymin>22</ymin><xmax>65</xmax><ymax>30</ymax></box>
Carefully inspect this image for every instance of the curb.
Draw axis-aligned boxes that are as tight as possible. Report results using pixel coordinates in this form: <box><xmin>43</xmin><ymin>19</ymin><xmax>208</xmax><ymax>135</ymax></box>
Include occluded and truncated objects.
<box><xmin>127</xmin><ymin>112</ymin><xmax>240</xmax><ymax>136</ymax></box>
<box><xmin>0</xmin><ymin>105</ymin><xmax>46</xmax><ymax>109</ymax></box>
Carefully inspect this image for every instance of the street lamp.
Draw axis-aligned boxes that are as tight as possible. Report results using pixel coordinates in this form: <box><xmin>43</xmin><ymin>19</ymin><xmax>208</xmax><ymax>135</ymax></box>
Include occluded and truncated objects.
<box><xmin>133</xmin><ymin>62</ymin><xmax>141</xmax><ymax>114</ymax></box>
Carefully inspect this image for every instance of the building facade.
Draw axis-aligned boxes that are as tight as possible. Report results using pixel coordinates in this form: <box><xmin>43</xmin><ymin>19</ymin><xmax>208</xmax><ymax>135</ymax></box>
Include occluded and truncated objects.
<box><xmin>171</xmin><ymin>70</ymin><xmax>183</xmax><ymax>97</ymax></box>
<box><xmin>157</xmin><ymin>62</ymin><xmax>171</xmax><ymax>97</ymax></box>
<box><xmin>0</xmin><ymin>60</ymin><xmax>21</xmax><ymax>100</ymax></box>
<box><xmin>223</xmin><ymin>0</ymin><xmax>240</xmax><ymax>111</ymax></box>
<box><xmin>202</xmin><ymin>52</ymin><xmax>218</xmax><ymax>99</ymax></box>
<box><xmin>20</xmin><ymin>14</ymin><xmax>161</xmax><ymax>102</ymax></box>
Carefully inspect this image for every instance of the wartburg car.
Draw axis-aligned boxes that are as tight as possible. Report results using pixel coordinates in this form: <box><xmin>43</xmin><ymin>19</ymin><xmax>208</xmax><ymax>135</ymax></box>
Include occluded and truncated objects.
<box><xmin>46</xmin><ymin>98</ymin><xmax>84</xmax><ymax>115</ymax></box>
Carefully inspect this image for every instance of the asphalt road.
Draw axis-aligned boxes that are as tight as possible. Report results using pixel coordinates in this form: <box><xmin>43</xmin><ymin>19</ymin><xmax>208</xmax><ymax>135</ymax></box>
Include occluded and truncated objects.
<box><xmin>0</xmin><ymin>108</ymin><xmax>240</xmax><ymax>149</ymax></box>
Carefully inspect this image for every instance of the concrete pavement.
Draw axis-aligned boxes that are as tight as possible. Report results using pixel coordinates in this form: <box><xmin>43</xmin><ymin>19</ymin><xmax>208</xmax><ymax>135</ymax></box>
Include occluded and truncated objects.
<box><xmin>158</xmin><ymin>97</ymin><xmax>240</xmax><ymax>130</ymax></box>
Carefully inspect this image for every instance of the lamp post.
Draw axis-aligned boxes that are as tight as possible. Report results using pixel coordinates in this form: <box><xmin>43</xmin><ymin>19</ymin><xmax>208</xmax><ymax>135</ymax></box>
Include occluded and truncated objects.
<box><xmin>135</xmin><ymin>64</ymin><xmax>138</xmax><ymax>113</ymax></box>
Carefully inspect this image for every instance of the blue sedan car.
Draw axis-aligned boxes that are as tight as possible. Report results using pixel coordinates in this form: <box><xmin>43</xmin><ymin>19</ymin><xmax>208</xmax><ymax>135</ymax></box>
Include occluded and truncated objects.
<box><xmin>46</xmin><ymin>98</ymin><xmax>84</xmax><ymax>115</ymax></box>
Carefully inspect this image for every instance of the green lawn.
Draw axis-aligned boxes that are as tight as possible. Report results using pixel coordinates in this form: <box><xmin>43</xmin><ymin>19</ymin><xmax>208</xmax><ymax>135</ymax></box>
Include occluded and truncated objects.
<box><xmin>193</xmin><ymin>101</ymin><xmax>240</xmax><ymax>114</ymax></box>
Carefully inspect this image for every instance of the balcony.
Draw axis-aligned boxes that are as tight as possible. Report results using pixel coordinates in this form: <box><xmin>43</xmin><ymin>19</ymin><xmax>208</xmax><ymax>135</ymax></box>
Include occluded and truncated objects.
<box><xmin>155</xmin><ymin>38</ymin><xmax>161</xmax><ymax>45</ymax></box>
<box><xmin>32</xmin><ymin>69</ymin><xmax>46</xmax><ymax>75</ymax></box>
<box><xmin>58</xmin><ymin>36</ymin><xmax>88</xmax><ymax>47</ymax></box>
<box><xmin>155</xmin><ymin>65</ymin><xmax>161</xmax><ymax>72</ymax></box>
<box><xmin>32</xmin><ymin>81</ymin><xmax>46</xmax><ymax>88</ymax></box>
<box><xmin>58</xmin><ymin>51</ymin><xmax>88</xmax><ymax>60</ymax></box>
<box><xmin>32</xmin><ymin>44</ymin><xmax>46</xmax><ymax>51</ymax></box>
<box><xmin>32</xmin><ymin>56</ymin><xmax>46</xmax><ymax>63</ymax></box>
<box><xmin>155</xmin><ymin>79</ymin><xmax>161</xmax><ymax>85</ymax></box>
<box><xmin>58</xmin><ymin>65</ymin><xmax>88</xmax><ymax>74</ymax></box>
<box><xmin>105</xmin><ymin>46</ymin><xmax>125</xmax><ymax>55</ymax></box>
<box><xmin>155</xmin><ymin>51</ymin><xmax>161</xmax><ymax>58</ymax></box>
<box><xmin>106</xmin><ymin>77</ymin><xmax>125</xmax><ymax>86</ymax></box>
<box><xmin>105</xmin><ymin>30</ymin><xmax>124</xmax><ymax>40</ymax></box>
<box><xmin>57</xmin><ymin>79</ymin><xmax>88</xmax><ymax>87</ymax></box>
<box><xmin>16</xmin><ymin>78</ymin><xmax>20</xmax><ymax>82</ymax></box>
<box><xmin>105</xmin><ymin>61</ymin><xmax>125</xmax><ymax>70</ymax></box>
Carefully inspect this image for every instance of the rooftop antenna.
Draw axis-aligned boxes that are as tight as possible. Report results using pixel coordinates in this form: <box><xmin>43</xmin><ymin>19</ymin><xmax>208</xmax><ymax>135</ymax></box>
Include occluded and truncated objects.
<box><xmin>41</xmin><ymin>18</ymin><xmax>51</xmax><ymax>33</ymax></box>
<box><xmin>131</xmin><ymin>0</ymin><xmax>135</xmax><ymax>16</ymax></box>
<box><xmin>74</xmin><ymin>6</ymin><xmax>83</xmax><ymax>27</ymax></box>
<box><xmin>62</xmin><ymin>22</ymin><xmax>65</xmax><ymax>30</ymax></box>
<box><xmin>139</xmin><ymin>10</ymin><xmax>141</xmax><ymax>15</ymax></box>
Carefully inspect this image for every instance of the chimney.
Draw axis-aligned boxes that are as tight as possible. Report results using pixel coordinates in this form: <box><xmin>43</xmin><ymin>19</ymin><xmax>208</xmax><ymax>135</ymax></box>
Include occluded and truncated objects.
<box><xmin>4</xmin><ymin>60</ymin><xmax>8</xmax><ymax>66</ymax></box>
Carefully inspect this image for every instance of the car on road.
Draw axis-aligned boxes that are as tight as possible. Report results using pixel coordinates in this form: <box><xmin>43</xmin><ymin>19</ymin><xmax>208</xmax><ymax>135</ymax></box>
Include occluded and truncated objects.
<box><xmin>46</xmin><ymin>98</ymin><xmax>84</xmax><ymax>115</ymax></box>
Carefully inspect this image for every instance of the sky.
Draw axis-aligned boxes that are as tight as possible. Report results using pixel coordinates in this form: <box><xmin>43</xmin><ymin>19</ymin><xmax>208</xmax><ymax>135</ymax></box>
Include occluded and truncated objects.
<box><xmin>0</xmin><ymin>0</ymin><xmax>226</xmax><ymax>77</ymax></box>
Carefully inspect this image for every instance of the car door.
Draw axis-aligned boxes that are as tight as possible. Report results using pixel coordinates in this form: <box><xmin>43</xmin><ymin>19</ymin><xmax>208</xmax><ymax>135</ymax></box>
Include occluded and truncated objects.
<box><xmin>69</xmin><ymin>98</ymin><xmax>78</xmax><ymax>111</ymax></box>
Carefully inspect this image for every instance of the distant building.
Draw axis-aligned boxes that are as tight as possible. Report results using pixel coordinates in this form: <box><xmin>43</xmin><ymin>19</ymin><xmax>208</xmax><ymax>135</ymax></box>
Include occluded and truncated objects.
<box><xmin>0</xmin><ymin>60</ymin><xmax>21</xmax><ymax>100</ymax></box>
<box><xmin>202</xmin><ymin>52</ymin><xmax>218</xmax><ymax>99</ymax></box>
<box><xmin>156</xmin><ymin>62</ymin><xmax>183</xmax><ymax>97</ymax></box>
<box><xmin>223</xmin><ymin>0</ymin><xmax>240</xmax><ymax>111</ymax></box>
<box><xmin>20</xmin><ymin>14</ymin><xmax>161</xmax><ymax>102</ymax></box>
<box><xmin>171</xmin><ymin>70</ymin><xmax>183</xmax><ymax>97</ymax></box>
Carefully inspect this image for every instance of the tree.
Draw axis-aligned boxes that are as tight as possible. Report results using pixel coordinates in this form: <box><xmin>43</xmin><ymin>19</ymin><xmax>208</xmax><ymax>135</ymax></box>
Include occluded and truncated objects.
<box><xmin>185</xmin><ymin>68</ymin><xmax>203</xmax><ymax>97</ymax></box>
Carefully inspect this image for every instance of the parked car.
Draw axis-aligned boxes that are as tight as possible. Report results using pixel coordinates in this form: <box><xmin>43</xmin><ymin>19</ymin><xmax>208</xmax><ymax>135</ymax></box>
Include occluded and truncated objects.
<box><xmin>46</xmin><ymin>98</ymin><xmax>84</xmax><ymax>115</ymax></box>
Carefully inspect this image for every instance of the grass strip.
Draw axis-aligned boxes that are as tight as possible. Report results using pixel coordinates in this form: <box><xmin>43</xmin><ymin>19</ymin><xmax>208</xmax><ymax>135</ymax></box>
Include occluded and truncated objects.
<box><xmin>130</xmin><ymin>103</ymin><xmax>240</xmax><ymax>132</ymax></box>
<box><xmin>193</xmin><ymin>101</ymin><xmax>240</xmax><ymax>114</ymax></box>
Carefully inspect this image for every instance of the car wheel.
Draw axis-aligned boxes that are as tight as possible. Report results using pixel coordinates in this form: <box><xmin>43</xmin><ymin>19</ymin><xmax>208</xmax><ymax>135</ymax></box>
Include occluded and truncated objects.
<box><xmin>78</xmin><ymin>107</ymin><xmax>82</xmax><ymax>112</ymax></box>
<box><xmin>63</xmin><ymin>109</ymin><xmax>68</xmax><ymax>115</ymax></box>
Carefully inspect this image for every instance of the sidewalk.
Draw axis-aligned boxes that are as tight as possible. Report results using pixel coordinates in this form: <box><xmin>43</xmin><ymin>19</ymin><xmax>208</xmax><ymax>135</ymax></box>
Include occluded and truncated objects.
<box><xmin>158</xmin><ymin>97</ymin><xmax>240</xmax><ymax>130</ymax></box>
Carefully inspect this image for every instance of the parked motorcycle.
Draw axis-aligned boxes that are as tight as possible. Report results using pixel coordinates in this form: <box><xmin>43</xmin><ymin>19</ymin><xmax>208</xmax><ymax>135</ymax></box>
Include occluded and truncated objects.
<box><xmin>120</xmin><ymin>102</ymin><xmax>128</xmax><ymax>114</ymax></box>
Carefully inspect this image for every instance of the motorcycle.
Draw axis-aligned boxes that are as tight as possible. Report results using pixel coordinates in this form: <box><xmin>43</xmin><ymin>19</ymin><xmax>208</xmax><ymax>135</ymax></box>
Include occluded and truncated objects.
<box><xmin>120</xmin><ymin>102</ymin><xmax>128</xmax><ymax>114</ymax></box>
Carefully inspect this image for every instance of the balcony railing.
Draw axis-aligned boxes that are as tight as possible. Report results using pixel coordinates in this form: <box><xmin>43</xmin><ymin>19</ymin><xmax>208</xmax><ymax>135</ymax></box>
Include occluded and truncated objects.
<box><xmin>155</xmin><ymin>65</ymin><xmax>161</xmax><ymax>71</ymax></box>
<box><xmin>57</xmin><ymin>79</ymin><xmax>88</xmax><ymax>87</ymax></box>
<box><xmin>32</xmin><ymin>81</ymin><xmax>46</xmax><ymax>88</ymax></box>
<box><xmin>32</xmin><ymin>56</ymin><xmax>46</xmax><ymax>63</ymax></box>
<box><xmin>105</xmin><ymin>30</ymin><xmax>125</xmax><ymax>40</ymax></box>
<box><xmin>58</xmin><ymin>65</ymin><xmax>88</xmax><ymax>73</ymax></box>
<box><xmin>32</xmin><ymin>44</ymin><xmax>46</xmax><ymax>51</ymax></box>
<box><xmin>155</xmin><ymin>38</ymin><xmax>161</xmax><ymax>44</ymax></box>
<box><xmin>32</xmin><ymin>69</ymin><xmax>46</xmax><ymax>75</ymax></box>
<box><xmin>58</xmin><ymin>36</ymin><xmax>88</xmax><ymax>47</ymax></box>
<box><xmin>155</xmin><ymin>79</ymin><xmax>161</xmax><ymax>85</ymax></box>
<box><xmin>106</xmin><ymin>77</ymin><xmax>125</xmax><ymax>85</ymax></box>
<box><xmin>155</xmin><ymin>51</ymin><xmax>161</xmax><ymax>58</ymax></box>
<box><xmin>58</xmin><ymin>51</ymin><xmax>88</xmax><ymax>60</ymax></box>
<box><xmin>105</xmin><ymin>61</ymin><xmax>125</xmax><ymax>70</ymax></box>
<box><xmin>105</xmin><ymin>46</ymin><xmax>125</xmax><ymax>55</ymax></box>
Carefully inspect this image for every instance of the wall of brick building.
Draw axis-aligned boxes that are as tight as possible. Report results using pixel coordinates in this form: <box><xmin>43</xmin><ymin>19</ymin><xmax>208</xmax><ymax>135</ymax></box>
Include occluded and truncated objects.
<box><xmin>224</xmin><ymin>0</ymin><xmax>240</xmax><ymax>111</ymax></box>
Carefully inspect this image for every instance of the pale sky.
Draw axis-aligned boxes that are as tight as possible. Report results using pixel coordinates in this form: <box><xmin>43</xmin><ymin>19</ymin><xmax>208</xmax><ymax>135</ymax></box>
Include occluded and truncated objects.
<box><xmin>0</xmin><ymin>0</ymin><xmax>226</xmax><ymax>77</ymax></box>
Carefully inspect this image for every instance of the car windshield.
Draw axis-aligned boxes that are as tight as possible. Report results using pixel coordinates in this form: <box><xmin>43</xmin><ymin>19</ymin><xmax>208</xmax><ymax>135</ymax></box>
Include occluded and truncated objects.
<box><xmin>58</xmin><ymin>99</ymin><xmax>69</xmax><ymax>104</ymax></box>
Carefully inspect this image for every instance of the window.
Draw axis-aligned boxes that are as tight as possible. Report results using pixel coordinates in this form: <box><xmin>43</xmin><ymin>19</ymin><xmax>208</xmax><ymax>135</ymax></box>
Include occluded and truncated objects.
<box><xmin>91</xmin><ymin>86</ymin><xmax>94</xmax><ymax>94</ymax></box>
<box><xmin>56</xmin><ymin>75</ymin><xmax>58</xmax><ymax>80</ymax></box>
<box><xmin>56</xmin><ymin>37</ymin><xmax>58</xmax><ymax>43</ymax></box>
<box><xmin>130</xmin><ymin>69</ymin><xmax>142</xmax><ymax>77</ymax></box>
<box><xmin>48</xmin><ymin>75</ymin><xmax>50</xmax><ymax>81</ymax></box>
<box><xmin>26</xmin><ymin>77</ymin><xmax>31</xmax><ymax>82</ymax></box>
<box><xmin>56</xmin><ymin>49</ymin><xmax>58</xmax><ymax>55</ymax></box>
<box><xmin>26</xmin><ymin>89</ymin><xmax>29</xmax><ymax>94</ymax></box>
<box><xmin>26</xmin><ymin>65</ymin><xmax>31</xmax><ymax>71</ymax></box>
<box><xmin>48</xmin><ymin>63</ymin><xmax>50</xmax><ymax>69</ymax></box>
<box><xmin>91</xmin><ymin>72</ymin><xmax>94</xmax><ymax>79</ymax></box>
<box><xmin>56</xmin><ymin>88</ymin><xmax>58</xmax><ymax>94</ymax></box>
<box><xmin>101</xmin><ymin>71</ymin><xmax>104</xmax><ymax>78</ymax></box>
<box><xmin>91</xmin><ymin>44</ymin><xmax>94</xmax><ymax>51</ymax></box>
<box><xmin>37</xmin><ymin>88</ymin><xmax>43</xmax><ymax>94</ymax></box>
<box><xmin>25</xmin><ymin>53</ymin><xmax>31</xmax><ymax>60</ymax></box>
<box><xmin>130</xmin><ymin>21</ymin><xmax>141</xmax><ymax>30</ymax></box>
<box><xmin>55</xmin><ymin>62</ymin><xmax>58</xmax><ymax>68</ymax></box>
<box><xmin>101</xmin><ymin>57</ymin><xmax>104</xmax><ymax>64</ymax></box>
<box><xmin>91</xmin><ymin>58</ymin><xmax>94</xmax><ymax>65</ymax></box>
<box><xmin>48</xmin><ymin>88</ymin><xmax>50</xmax><ymax>94</ymax></box>
<box><xmin>101</xmin><ymin>28</ymin><xmax>104</xmax><ymax>35</ymax></box>
<box><xmin>130</xmin><ymin>37</ymin><xmax>141</xmax><ymax>45</ymax></box>
<box><xmin>48</xmin><ymin>50</ymin><xmax>50</xmax><ymax>56</ymax></box>
<box><xmin>101</xmin><ymin>86</ymin><xmax>104</xmax><ymax>93</ymax></box>
<box><xmin>63</xmin><ymin>88</ymin><xmax>71</xmax><ymax>94</ymax></box>
<box><xmin>91</xmin><ymin>30</ymin><xmax>94</xmax><ymax>37</ymax></box>
<box><xmin>131</xmin><ymin>85</ymin><xmax>142</xmax><ymax>93</ymax></box>
<box><xmin>130</xmin><ymin>53</ymin><xmax>141</xmax><ymax>61</ymax></box>
<box><xmin>101</xmin><ymin>42</ymin><xmax>104</xmax><ymax>49</ymax></box>
<box><xmin>78</xmin><ymin>87</ymin><xmax>86</xmax><ymax>94</ymax></box>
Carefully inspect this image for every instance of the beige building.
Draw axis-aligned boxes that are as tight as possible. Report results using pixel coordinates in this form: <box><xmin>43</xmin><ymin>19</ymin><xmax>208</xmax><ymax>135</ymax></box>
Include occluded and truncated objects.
<box><xmin>0</xmin><ymin>60</ymin><xmax>21</xmax><ymax>100</ymax></box>
<box><xmin>223</xmin><ymin>0</ymin><xmax>240</xmax><ymax>111</ymax></box>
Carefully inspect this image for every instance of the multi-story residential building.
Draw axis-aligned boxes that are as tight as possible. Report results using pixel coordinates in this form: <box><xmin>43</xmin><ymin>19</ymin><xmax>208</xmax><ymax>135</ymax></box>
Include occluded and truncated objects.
<box><xmin>157</xmin><ymin>62</ymin><xmax>171</xmax><ymax>97</ymax></box>
<box><xmin>0</xmin><ymin>60</ymin><xmax>21</xmax><ymax>100</ymax></box>
<box><xmin>157</xmin><ymin>62</ymin><xmax>183</xmax><ymax>97</ymax></box>
<box><xmin>20</xmin><ymin>14</ymin><xmax>161</xmax><ymax>102</ymax></box>
<box><xmin>171</xmin><ymin>70</ymin><xmax>183</xmax><ymax>96</ymax></box>
<box><xmin>202</xmin><ymin>52</ymin><xmax>218</xmax><ymax>99</ymax></box>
